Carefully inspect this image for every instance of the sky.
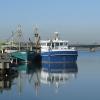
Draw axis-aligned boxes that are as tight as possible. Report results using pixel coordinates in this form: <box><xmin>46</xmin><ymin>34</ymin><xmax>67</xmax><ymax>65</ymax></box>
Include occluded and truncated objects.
<box><xmin>0</xmin><ymin>0</ymin><xmax>100</xmax><ymax>43</ymax></box>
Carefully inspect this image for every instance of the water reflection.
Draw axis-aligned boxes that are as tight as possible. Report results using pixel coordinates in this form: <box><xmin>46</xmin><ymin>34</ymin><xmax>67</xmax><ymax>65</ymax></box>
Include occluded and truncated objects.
<box><xmin>41</xmin><ymin>62</ymin><xmax>78</xmax><ymax>87</ymax></box>
<box><xmin>0</xmin><ymin>67</ymin><xmax>18</xmax><ymax>93</ymax></box>
<box><xmin>17</xmin><ymin>62</ymin><xmax>78</xmax><ymax>96</ymax></box>
<box><xmin>0</xmin><ymin>61</ymin><xmax>78</xmax><ymax>95</ymax></box>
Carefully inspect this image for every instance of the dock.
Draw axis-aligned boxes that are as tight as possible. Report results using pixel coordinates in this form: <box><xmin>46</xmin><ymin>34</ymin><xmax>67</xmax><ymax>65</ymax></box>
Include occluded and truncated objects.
<box><xmin>0</xmin><ymin>53</ymin><xmax>11</xmax><ymax>73</ymax></box>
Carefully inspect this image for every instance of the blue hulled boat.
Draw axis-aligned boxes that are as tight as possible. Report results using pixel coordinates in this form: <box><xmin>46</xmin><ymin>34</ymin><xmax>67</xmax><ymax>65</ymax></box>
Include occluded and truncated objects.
<box><xmin>40</xmin><ymin>32</ymin><xmax>78</xmax><ymax>63</ymax></box>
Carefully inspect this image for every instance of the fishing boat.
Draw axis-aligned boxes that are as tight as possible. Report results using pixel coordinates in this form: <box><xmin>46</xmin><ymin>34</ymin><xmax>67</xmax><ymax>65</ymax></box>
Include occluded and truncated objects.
<box><xmin>10</xmin><ymin>51</ymin><xmax>36</xmax><ymax>63</ymax></box>
<box><xmin>40</xmin><ymin>32</ymin><xmax>78</xmax><ymax>63</ymax></box>
<box><xmin>1</xmin><ymin>25</ymin><xmax>39</xmax><ymax>63</ymax></box>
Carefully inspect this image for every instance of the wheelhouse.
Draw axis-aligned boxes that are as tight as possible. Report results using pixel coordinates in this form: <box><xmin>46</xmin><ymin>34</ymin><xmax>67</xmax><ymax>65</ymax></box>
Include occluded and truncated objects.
<box><xmin>40</xmin><ymin>40</ymin><xmax>69</xmax><ymax>50</ymax></box>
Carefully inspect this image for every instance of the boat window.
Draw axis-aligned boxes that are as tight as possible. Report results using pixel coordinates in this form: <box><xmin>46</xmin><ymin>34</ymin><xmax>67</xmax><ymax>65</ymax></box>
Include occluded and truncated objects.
<box><xmin>47</xmin><ymin>43</ymin><xmax>51</xmax><ymax>46</ymax></box>
<box><xmin>55</xmin><ymin>42</ymin><xmax>59</xmax><ymax>46</ymax></box>
<box><xmin>41</xmin><ymin>43</ymin><xmax>46</xmax><ymax>46</ymax></box>
<box><xmin>60</xmin><ymin>42</ymin><xmax>63</xmax><ymax>46</ymax></box>
<box><xmin>64</xmin><ymin>42</ymin><xmax>67</xmax><ymax>46</ymax></box>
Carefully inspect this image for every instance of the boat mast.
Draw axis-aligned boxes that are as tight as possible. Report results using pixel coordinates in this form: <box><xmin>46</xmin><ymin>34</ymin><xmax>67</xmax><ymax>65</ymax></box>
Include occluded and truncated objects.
<box><xmin>11</xmin><ymin>31</ymin><xmax>14</xmax><ymax>47</ymax></box>
<box><xmin>34</xmin><ymin>26</ymin><xmax>41</xmax><ymax>53</ymax></box>
<box><xmin>54</xmin><ymin>32</ymin><xmax>59</xmax><ymax>40</ymax></box>
<box><xmin>16</xmin><ymin>25</ymin><xmax>22</xmax><ymax>51</ymax></box>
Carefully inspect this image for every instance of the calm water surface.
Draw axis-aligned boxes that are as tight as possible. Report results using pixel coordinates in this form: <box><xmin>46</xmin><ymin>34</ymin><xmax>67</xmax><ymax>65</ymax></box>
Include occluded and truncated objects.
<box><xmin>0</xmin><ymin>51</ymin><xmax>100</xmax><ymax>100</ymax></box>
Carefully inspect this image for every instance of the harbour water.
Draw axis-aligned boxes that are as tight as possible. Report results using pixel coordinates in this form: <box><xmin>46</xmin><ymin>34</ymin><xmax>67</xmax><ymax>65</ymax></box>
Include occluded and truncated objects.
<box><xmin>0</xmin><ymin>51</ymin><xmax>100</xmax><ymax>100</ymax></box>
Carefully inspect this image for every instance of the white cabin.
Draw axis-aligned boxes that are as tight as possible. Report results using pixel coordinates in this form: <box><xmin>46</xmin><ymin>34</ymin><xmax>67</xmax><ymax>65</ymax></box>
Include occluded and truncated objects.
<box><xmin>40</xmin><ymin>32</ymin><xmax>75</xmax><ymax>52</ymax></box>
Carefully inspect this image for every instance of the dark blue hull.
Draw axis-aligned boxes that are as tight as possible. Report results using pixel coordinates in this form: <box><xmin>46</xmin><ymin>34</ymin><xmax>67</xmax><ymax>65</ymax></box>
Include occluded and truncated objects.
<box><xmin>41</xmin><ymin>50</ymin><xmax>78</xmax><ymax>63</ymax></box>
